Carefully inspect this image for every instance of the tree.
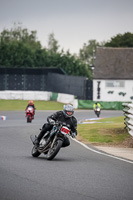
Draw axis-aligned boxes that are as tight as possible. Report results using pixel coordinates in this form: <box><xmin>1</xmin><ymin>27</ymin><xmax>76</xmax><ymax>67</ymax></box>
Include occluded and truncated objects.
<box><xmin>56</xmin><ymin>50</ymin><xmax>91</xmax><ymax>78</ymax></box>
<box><xmin>79</xmin><ymin>40</ymin><xmax>100</xmax><ymax>65</ymax></box>
<box><xmin>47</xmin><ymin>33</ymin><xmax>60</xmax><ymax>54</ymax></box>
<box><xmin>105</xmin><ymin>32</ymin><xmax>133</xmax><ymax>47</ymax></box>
<box><xmin>0</xmin><ymin>23</ymin><xmax>42</xmax><ymax>67</ymax></box>
<box><xmin>78</xmin><ymin>40</ymin><xmax>104</xmax><ymax>78</ymax></box>
<box><xmin>0</xmin><ymin>24</ymin><xmax>92</xmax><ymax>78</ymax></box>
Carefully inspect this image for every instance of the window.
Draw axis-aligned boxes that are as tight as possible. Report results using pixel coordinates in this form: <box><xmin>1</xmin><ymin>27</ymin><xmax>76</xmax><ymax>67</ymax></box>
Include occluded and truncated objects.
<box><xmin>105</xmin><ymin>80</ymin><xmax>125</xmax><ymax>88</ymax></box>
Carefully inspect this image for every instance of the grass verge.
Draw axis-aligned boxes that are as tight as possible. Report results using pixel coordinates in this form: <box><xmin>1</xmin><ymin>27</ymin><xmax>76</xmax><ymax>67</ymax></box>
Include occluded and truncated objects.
<box><xmin>0</xmin><ymin>100</ymin><xmax>64</xmax><ymax>110</ymax></box>
<box><xmin>77</xmin><ymin>116</ymin><xmax>133</xmax><ymax>147</ymax></box>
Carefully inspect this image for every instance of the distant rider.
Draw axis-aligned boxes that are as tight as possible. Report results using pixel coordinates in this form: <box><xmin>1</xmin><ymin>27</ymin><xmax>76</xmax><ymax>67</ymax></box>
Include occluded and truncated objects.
<box><xmin>25</xmin><ymin>100</ymin><xmax>36</xmax><ymax>115</ymax></box>
<box><xmin>34</xmin><ymin>104</ymin><xmax>77</xmax><ymax>147</ymax></box>
<box><xmin>93</xmin><ymin>102</ymin><xmax>101</xmax><ymax>114</ymax></box>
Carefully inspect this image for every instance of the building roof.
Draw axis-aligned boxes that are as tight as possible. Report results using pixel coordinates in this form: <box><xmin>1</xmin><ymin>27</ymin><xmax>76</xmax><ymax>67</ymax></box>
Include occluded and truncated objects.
<box><xmin>93</xmin><ymin>47</ymin><xmax>133</xmax><ymax>79</ymax></box>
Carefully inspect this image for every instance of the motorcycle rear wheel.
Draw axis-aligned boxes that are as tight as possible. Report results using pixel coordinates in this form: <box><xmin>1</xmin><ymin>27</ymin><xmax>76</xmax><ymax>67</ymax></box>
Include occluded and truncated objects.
<box><xmin>47</xmin><ymin>139</ymin><xmax>63</xmax><ymax>160</ymax></box>
<box><xmin>31</xmin><ymin>146</ymin><xmax>41</xmax><ymax>157</ymax></box>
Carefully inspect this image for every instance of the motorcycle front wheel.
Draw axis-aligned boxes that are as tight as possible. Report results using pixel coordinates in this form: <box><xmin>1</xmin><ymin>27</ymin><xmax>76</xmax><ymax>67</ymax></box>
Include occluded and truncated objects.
<box><xmin>97</xmin><ymin>112</ymin><xmax>100</xmax><ymax>117</ymax></box>
<box><xmin>27</xmin><ymin>116</ymin><xmax>32</xmax><ymax>123</ymax></box>
<box><xmin>31</xmin><ymin>146</ymin><xmax>41</xmax><ymax>157</ymax></box>
<box><xmin>47</xmin><ymin>139</ymin><xmax>63</xmax><ymax>160</ymax></box>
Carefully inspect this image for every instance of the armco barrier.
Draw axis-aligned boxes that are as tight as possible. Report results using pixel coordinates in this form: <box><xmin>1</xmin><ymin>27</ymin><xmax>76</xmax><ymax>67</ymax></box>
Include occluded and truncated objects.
<box><xmin>122</xmin><ymin>103</ymin><xmax>133</xmax><ymax>136</ymax></box>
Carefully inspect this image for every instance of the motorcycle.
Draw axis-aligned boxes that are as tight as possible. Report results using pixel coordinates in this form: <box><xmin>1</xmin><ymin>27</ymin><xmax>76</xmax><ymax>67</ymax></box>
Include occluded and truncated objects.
<box><xmin>25</xmin><ymin>106</ymin><xmax>34</xmax><ymax>123</ymax></box>
<box><xmin>94</xmin><ymin>105</ymin><xmax>101</xmax><ymax>117</ymax></box>
<box><xmin>30</xmin><ymin>122</ymin><xmax>71</xmax><ymax>160</ymax></box>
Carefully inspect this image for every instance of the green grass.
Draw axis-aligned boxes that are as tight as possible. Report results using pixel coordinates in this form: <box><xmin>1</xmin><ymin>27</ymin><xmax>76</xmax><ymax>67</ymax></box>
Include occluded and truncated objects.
<box><xmin>0</xmin><ymin>100</ymin><xmax>64</xmax><ymax>110</ymax></box>
<box><xmin>77</xmin><ymin>116</ymin><xmax>130</xmax><ymax>145</ymax></box>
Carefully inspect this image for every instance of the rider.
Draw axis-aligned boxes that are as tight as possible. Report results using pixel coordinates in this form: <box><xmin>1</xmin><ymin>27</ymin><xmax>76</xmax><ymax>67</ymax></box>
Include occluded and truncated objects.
<box><xmin>93</xmin><ymin>102</ymin><xmax>101</xmax><ymax>112</ymax></box>
<box><xmin>25</xmin><ymin>100</ymin><xmax>36</xmax><ymax>114</ymax></box>
<box><xmin>34</xmin><ymin>104</ymin><xmax>77</xmax><ymax>147</ymax></box>
<box><xmin>93</xmin><ymin>102</ymin><xmax>101</xmax><ymax>109</ymax></box>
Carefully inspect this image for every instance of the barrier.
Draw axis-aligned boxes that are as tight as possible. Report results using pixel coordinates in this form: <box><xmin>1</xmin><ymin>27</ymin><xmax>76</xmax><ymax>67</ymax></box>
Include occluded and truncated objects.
<box><xmin>122</xmin><ymin>103</ymin><xmax>133</xmax><ymax>136</ymax></box>
<box><xmin>0</xmin><ymin>90</ymin><xmax>52</xmax><ymax>101</ymax></box>
<box><xmin>0</xmin><ymin>90</ymin><xmax>78</xmax><ymax>108</ymax></box>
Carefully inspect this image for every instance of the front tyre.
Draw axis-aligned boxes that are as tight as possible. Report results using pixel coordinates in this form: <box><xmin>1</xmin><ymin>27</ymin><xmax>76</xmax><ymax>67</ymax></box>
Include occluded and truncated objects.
<box><xmin>27</xmin><ymin>116</ymin><xmax>30</xmax><ymax>123</ymax></box>
<box><xmin>96</xmin><ymin>112</ymin><xmax>99</xmax><ymax>117</ymax></box>
<box><xmin>47</xmin><ymin>139</ymin><xmax>63</xmax><ymax>160</ymax></box>
<box><xmin>31</xmin><ymin>146</ymin><xmax>41</xmax><ymax>157</ymax></box>
<box><xmin>96</xmin><ymin>111</ymin><xmax>100</xmax><ymax>118</ymax></box>
<box><xmin>27</xmin><ymin>115</ymin><xmax>32</xmax><ymax>123</ymax></box>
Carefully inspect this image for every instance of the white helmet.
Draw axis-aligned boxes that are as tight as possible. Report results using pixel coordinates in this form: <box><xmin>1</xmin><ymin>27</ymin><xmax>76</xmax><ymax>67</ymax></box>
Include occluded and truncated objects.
<box><xmin>63</xmin><ymin>104</ymin><xmax>74</xmax><ymax>118</ymax></box>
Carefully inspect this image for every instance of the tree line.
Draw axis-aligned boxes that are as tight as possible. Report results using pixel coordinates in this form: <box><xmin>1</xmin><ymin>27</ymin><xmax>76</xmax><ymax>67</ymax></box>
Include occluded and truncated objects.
<box><xmin>0</xmin><ymin>24</ymin><xmax>133</xmax><ymax>79</ymax></box>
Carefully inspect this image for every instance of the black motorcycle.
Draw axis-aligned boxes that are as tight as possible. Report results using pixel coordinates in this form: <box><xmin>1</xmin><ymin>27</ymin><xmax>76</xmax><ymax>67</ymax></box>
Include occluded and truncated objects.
<box><xmin>94</xmin><ymin>105</ymin><xmax>101</xmax><ymax>117</ymax></box>
<box><xmin>30</xmin><ymin>122</ymin><xmax>71</xmax><ymax>160</ymax></box>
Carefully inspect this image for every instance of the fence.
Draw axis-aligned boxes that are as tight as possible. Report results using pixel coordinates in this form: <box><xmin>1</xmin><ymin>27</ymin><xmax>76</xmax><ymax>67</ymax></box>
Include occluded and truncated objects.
<box><xmin>122</xmin><ymin>103</ymin><xmax>133</xmax><ymax>136</ymax></box>
<box><xmin>47</xmin><ymin>73</ymin><xmax>92</xmax><ymax>100</ymax></box>
<box><xmin>0</xmin><ymin>67</ymin><xmax>65</xmax><ymax>91</ymax></box>
<box><xmin>0</xmin><ymin>67</ymin><xmax>93</xmax><ymax>100</ymax></box>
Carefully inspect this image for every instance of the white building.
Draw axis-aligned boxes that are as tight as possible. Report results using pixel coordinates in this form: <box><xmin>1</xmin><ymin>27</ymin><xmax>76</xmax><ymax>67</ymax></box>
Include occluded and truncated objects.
<box><xmin>93</xmin><ymin>47</ymin><xmax>133</xmax><ymax>102</ymax></box>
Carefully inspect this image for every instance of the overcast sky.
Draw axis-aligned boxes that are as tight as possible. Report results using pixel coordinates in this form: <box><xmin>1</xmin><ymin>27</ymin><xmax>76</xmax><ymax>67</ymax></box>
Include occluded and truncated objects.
<box><xmin>0</xmin><ymin>0</ymin><xmax>133</xmax><ymax>54</ymax></box>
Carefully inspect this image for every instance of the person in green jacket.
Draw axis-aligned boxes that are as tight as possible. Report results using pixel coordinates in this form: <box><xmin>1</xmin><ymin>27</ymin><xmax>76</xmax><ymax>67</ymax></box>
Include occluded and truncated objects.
<box><xmin>93</xmin><ymin>102</ymin><xmax>101</xmax><ymax>110</ymax></box>
<box><xmin>93</xmin><ymin>102</ymin><xmax>101</xmax><ymax>117</ymax></box>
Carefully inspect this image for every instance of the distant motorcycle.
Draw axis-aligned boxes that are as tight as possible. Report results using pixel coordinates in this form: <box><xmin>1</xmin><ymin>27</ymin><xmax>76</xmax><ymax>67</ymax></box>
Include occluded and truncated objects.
<box><xmin>30</xmin><ymin>121</ymin><xmax>72</xmax><ymax>160</ymax></box>
<box><xmin>94</xmin><ymin>105</ymin><xmax>101</xmax><ymax>117</ymax></box>
<box><xmin>25</xmin><ymin>106</ymin><xmax>34</xmax><ymax>123</ymax></box>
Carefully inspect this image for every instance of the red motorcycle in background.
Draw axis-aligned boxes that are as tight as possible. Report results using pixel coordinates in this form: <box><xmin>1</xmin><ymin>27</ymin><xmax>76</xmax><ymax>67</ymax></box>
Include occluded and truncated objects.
<box><xmin>25</xmin><ymin>106</ymin><xmax>34</xmax><ymax>123</ymax></box>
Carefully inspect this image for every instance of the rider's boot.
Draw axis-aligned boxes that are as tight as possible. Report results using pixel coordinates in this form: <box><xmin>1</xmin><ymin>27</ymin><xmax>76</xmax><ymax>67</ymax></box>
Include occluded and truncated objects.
<box><xmin>34</xmin><ymin>124</ymin><xmax>52</xmax><ymax>147</ymax></box>
<box><xmin>33</xmin><ymin>129</ymin><xmax>46</xmax><ymax>147</ymax></box>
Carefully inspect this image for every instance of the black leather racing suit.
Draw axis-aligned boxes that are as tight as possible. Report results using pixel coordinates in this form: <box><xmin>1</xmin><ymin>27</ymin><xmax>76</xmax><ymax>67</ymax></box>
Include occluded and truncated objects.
<box><xmin>37</xmin><ymin>111</ymin><xmax>77</xmax><ymax>147</ymax></box>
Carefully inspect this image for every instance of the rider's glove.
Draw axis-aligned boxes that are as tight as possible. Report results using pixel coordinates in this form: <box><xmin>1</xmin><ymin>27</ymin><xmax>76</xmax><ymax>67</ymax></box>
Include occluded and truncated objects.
<box><xmin>71</xmin><ymin>132</ymin><xmax>76</xmax><ymax>138</ymax></box>
<box><xmin>49</xmin><ymin>118</ymin><xmax>55</xmax><ymax>125</ymax></box>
